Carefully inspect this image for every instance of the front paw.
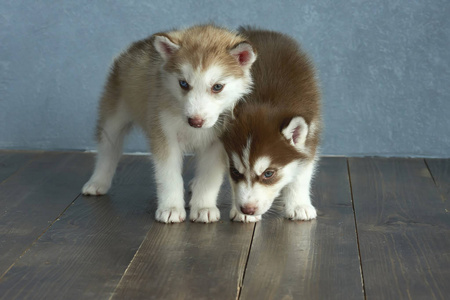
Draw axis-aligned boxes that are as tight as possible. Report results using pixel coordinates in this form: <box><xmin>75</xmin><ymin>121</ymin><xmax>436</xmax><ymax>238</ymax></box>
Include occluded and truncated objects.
<box><xmin>190</xmin><ymin>206</ymin><xmax>220</xmax><ymax>223</ymax></box>
<box><xmin>230</xmin><ymin>207</ymin><xmax>261</xmax><ymax>223</ymax></box>
<box><xmin>285</xmin><ymin>204</ymin><xmax>317</xmax><ymax>221</ymax></box>
<box><xmin>156</xmin><ymin>207</ymin><xmax>186</xmax><ymax>223</ymax></box>
<box><xmin>82</xmin><ymin>180</ymin><xmax>110</xmax><ymax>195</ymax></box>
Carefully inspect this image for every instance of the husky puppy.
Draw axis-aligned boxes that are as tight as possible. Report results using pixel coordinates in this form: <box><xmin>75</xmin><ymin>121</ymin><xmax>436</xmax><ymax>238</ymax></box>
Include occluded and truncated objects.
<box><xmin>221</xmin><ymin>28</ymin><xmax>321</xmax><ymax>222</ymax></box>
<box><xmin>82</xmin><ymin>25</ymin><xmax>256</xmax><ymax>223</ymax></box>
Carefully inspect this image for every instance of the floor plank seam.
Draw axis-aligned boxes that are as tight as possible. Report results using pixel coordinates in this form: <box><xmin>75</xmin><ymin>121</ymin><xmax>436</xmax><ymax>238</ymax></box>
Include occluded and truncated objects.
<box><xmin>424</xmin><ymin>159</ymin><xmax>438</xmax><ymax>186</ymax></box>
<box><xmin>4</xmin><ymin>153</ymin><xmax>447</xmax><ymax>298</ymax></box>
<box><xmin>424</xmin><ymin>159</ymin><xmax>448</xmax><ymax>206</ymax></box>
<box><xmin>236</xmin><ymin>223</ymin><xmax>256</xmax><ymax>300</ymax></box>
<box><xmin>108</xmin><ymin>225</ymin><xmax>150</xmax><ymax>300</ymax></box>
<box><xmin>0</xmin><ymin>192</ymin><xmax>81</xmax><ymax>281</ymax></box>
<box><xmin>346</xmin><ymin>159</ymin><xmax>367</xmax><ymax>300</ymax></box>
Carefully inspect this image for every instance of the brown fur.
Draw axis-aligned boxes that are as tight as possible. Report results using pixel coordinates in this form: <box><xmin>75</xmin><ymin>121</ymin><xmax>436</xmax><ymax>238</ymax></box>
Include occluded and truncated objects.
<box><xmin>230</xmin><ymin>163</ymin><xmax>283</xmax><ymax>185</ymax></box>
<box><xmin>162</xmin><ymin>26</ymin><xmax>252</xmax><ymax>77</ymax></box>
<box><xmin>96</xmin><ymin>25</ymin><xmax>250</xmax><ymax>160</ymax></box>
<box><xmin>222</xmin><ymin>28</ymin><xmax>322</xmax><ymax>170</ymax></box>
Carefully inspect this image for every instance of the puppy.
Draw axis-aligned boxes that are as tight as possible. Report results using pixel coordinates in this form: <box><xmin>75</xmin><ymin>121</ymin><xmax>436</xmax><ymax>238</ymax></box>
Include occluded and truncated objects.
<box><xmin>221</xmin><ymin>28</ymin><xmax>321</xmax><ymax>222</ymax></box>
<box><xmin>82</xmin><ymin>25</ymin><xmax>256</xmax><ymax>223</ymax></box>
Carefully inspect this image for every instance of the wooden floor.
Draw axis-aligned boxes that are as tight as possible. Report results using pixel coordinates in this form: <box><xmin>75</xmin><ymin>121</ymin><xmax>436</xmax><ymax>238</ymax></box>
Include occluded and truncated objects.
<box><xmin>0</xmin><ymin>151</ymin><xmax>448</xmax><ymax>300</ymax></box>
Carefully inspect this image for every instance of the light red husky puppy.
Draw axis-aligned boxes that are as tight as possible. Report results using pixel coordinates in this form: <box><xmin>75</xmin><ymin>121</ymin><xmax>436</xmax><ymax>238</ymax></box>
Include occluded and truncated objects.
<box><xmin>222</xmin><ymin>28</ymin><xmax>321</xmax><ymax>222</ymax></box>
<box><xmin>82</xmin><ymin>25</ymin><xmax>256</xmax><ymax>223</ymax></box>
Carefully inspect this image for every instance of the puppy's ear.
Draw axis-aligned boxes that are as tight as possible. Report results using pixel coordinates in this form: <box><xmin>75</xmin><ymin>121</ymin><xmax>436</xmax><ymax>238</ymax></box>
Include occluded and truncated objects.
<box><xmin>153</xmin><ymin>34</ymin><xmax>180</xmax><ymax>61</ymax></box>
<box><xmin>281</xmin><ymin>116</ymin><xmax>308</xmax><ymax>149</ymax></box>
<box><xmin>230</xmin><ymin>42</ymin><xmax>257</xmax><ymax>69</ymax></box>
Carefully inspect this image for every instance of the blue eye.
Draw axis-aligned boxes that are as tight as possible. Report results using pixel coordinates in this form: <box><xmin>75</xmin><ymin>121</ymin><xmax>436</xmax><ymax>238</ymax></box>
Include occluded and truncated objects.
<box><xmin>179</xmin><ymin>80</ymin><xmax>189</xmax><ymax>90</ymax></box>
<box><xmin>263</xmin><ymin>170</ymin><xmax>274</xmax><ymax>179</ymax></box>
<box><xmin>212</xmin><ymin>83</ymin><xmax>224</xmax><ymax>93</ymax></box>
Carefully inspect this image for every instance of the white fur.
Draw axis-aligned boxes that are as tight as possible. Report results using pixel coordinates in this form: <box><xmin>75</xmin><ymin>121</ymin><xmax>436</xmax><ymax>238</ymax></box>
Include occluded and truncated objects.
<box><xmin>229</xmin><ymin>142</ymin><xmax>317</xmax><ymax>222</ymax></box>
<box><xmin>242</xmin><ymin>137</ymin><xmax>251</xmax><ymax>170</ymax></box>
<box><xmin>170</xmin><ymin>63</ymin><xmax>252</xmax><ymax>129</ymax></box>
<box><xmin>154</xmin><ymin>63</ymin><xmax>250</xmax><ymax>223</ymax></box>
<box><xmin>253</xmin><ymin>156</ymin><xmax>271</xmax><ymax>176</ymax></box>
<box><xmin>282</xmin><ymin>116</ymin><xmax>308</xmax><ymax>149</ymax></box>
<box><xmin>153</xmin><ymin>111</ymin><xmax>187</xmax><ymax>223</ymax></box>
<box><xmin>152</xmin><ymin>108</ymin><xmax>224</xmax><ymax>223</ymax></box>
<box><xmin>188</xmin><ymin>140</ymin><xmax>226</xmax><ymax>223</ymax></box>
<box><xmin>231</xmin><ymin>152</ymin><xmax>244</xmax><ymax>174</ymax></box>
<box><xmin>83</xmin><ymin>36</ymin><xmax>255</xmax><ymax>224</ymax></box>
<box><xmin>230</xmin><ymin>207</ymin><xmax>261</xmax><ymax>223</ymax></box>
<box><xmin>82</xmin><ymin>103</ymin><xmax>132</xmax><ymax>195</ymax></box>
<box><xmin>283</xmin><ymin>160</ymin><xmax>317</xmax><ymax>220</ymax></box>
<box><xmin>232</xmin><ymin>161</ymin><xmax>299</xmax><ymax>218</ymax></box>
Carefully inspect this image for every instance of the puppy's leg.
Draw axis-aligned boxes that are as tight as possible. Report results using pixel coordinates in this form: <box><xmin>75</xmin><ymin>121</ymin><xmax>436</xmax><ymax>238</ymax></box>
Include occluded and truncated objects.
<box><xmin>189</xmin><ymin>141</ymin><xmax>225</xmax><ymax>223</ymax></box>
<box><xmin>82</xmin><ymin>105</ymin><xmax>132</xmax><ymax>195</ymax></box>
<box><xmin>153</xmin><ymin>142</ymin><xmax>186</xmax><ymax>223</ymax></box>
<box><xmin>283</xmin><ymin>159</ymin><xmax>317</xmax><ymax>220</ymax></box>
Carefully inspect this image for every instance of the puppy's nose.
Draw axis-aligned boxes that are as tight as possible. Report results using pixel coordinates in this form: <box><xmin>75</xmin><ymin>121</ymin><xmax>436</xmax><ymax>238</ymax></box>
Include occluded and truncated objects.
<box><xmin>188</xmin><ymin>117</ymin><xmax>204</xmax><ymax>128</ymax></box>
<box><xmin>241</xmin><ymin>205</ymin><xmax>257</xmax><ymax>215</ymax></box>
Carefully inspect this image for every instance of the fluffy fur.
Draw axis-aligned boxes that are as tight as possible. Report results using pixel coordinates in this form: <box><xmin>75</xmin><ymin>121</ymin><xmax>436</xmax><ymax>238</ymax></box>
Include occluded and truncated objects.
<box><xmin>221</xmin><ymin>28</ymin><xmax>322</xmax><ymax>222</ymax></box>
<box><xmin>82</xmin><ymin>24</ymin><xmax>256</xmax><ymax>223</ymax></box>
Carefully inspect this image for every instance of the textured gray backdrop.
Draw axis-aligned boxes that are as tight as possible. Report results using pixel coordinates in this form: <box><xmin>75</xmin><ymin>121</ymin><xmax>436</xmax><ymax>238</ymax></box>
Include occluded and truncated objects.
<box><xmin>1</xmin><ymin>1</ymin><xmax>449</xmax><ymax>157</ymax></box>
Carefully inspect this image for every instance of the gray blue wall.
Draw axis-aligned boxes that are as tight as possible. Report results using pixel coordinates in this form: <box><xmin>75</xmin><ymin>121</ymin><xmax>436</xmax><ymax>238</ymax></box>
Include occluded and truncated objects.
<box><xmin>1</xmin><ymin>0</ymin><xmax>449</xmax><ymax>157</ymax></box>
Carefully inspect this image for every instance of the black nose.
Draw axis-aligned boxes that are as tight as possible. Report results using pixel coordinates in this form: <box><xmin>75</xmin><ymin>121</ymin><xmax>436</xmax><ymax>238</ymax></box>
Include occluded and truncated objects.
<box><xmin>241</xmin><ymin>205</ymin><xmax>256</xmax><ymax>215</ymax></box>
<box><xmin>188</xmin><ymin>117</ymin><xmax>204</xmax><ymax>128</ymax></box>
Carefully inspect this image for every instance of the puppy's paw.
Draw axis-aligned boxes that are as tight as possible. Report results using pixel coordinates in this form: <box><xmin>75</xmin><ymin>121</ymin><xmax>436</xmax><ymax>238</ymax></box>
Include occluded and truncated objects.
<box><xmin>82</xmin><ymin>180</ymin><xmax>110</xmax><ymax>196</ymax></box>
<box><xmin>156</xmin><ymin>207</ymin><xmax>186</xmax><ymax>223</ymax></box>
<box><xmin>190</xmin><ymin>206</ymin><xmax>220</xmax><ymax>223</ymax></box>
<box><xmin>230</xmin><ymin>207</ymin><xmax>261</xmax><ymax>223</ymax></box>
<box><xmin>285</xmin><ymin>204</ymin><xmax>317</xmax><ymax>221</ymax></box>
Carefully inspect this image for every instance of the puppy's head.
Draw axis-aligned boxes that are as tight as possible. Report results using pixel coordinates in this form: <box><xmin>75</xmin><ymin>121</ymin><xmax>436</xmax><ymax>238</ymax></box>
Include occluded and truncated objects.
<box><xmin>153</xmin><ymin>25</ymin><xmax>257</xmax><ymax>129</ymax></box>
<box><xmin>222</xmin><ymin>103</ymin><xmax>315</xmax><ymax>216</ymax></box>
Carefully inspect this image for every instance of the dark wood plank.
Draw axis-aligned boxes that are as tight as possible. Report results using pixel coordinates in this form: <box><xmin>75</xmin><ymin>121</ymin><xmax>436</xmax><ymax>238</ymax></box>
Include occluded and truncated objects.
<box><xmin>240</xmin><ymin>157</ymin><xmax>364</xmax><ymax>299</ymax></box>
<box><xmin>0</xmin><ymin>152</ymin><xmax>94</xmax><ymax>276</ymax></box>
<box><xmin>112</xmin><ymin>221</ymin><xmax>255</xmax><ymax>300</ymax></box>
<box><xmin>111</xmin><ymin>181</ymin><xmax>255</xmax><ymax>300</ymax></box>
<box><xmin>0</xmin><ymin>151</ymin><xmax>40</xmax><ymax>183</ymax></box>
<box><xmin>426</xmin><ymin>159</ymin><xmax>450</xmax><ymax>206</ymax></box>
<box><xmin>0</xmin><ymin>155</ymin><xmax>155</xmax><ymax>299</ymax></box>
<box><xmin>349</xmin><ymin>158</ymin><xmax>450</xmax><ymax>300</ymax></box>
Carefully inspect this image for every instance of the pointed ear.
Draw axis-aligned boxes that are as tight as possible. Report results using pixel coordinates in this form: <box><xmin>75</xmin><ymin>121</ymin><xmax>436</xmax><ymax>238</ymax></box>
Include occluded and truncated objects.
<box><xmin>153</xmin><ymin>34</ymin><xmax>180</xmax><ymax>61</ymax></box>
<box><xmin>281</xmin><ymin>116</ymin><xmax>309</xmax><ymax>149</ymax></box>
<box><xmin>229</xmin><ymin>42</ymin><xmax>256</xmax><ymax>69</ymax></box>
